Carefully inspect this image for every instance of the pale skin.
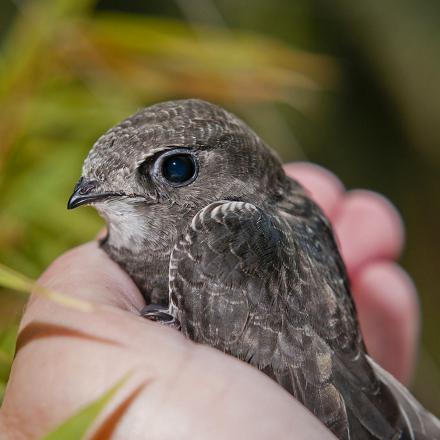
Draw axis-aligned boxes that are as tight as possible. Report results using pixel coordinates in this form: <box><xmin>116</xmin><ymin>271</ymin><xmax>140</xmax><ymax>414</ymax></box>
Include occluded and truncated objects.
<box><xmin>0</xmin><ymin>163</ymin><xmax>419</xmax><ymax>439</ymax></box>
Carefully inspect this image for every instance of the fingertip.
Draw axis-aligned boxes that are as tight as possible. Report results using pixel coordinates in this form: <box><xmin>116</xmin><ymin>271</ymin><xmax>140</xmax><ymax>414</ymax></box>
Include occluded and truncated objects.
<box><xmin>352</xmin><ymin>261</ymin><xmax>419</xmax><ymax>384</ymax></box>
<box><xmin>333</xmin><ymin>190</ymin><xmax>405</xmax><ymax>275</ymax></box>
<box><xmin>283</xmin><ymin>162</ymin><xmax>345</xmax><ymax>219</ymax></box>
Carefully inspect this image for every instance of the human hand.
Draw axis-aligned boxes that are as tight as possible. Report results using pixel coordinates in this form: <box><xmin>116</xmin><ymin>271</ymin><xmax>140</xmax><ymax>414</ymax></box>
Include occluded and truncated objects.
<box><xmin>0</xmin><ymin>163</ymin><xmax>419</xmax><ymax>439</ymax></box>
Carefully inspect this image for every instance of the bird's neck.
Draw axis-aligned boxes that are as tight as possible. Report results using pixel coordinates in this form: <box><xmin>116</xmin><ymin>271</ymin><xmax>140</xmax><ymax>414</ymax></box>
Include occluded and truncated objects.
<box><xmin>98</xmin><ymin>200</ymin><xmax>189</xmax><ymax>304</ymax></box>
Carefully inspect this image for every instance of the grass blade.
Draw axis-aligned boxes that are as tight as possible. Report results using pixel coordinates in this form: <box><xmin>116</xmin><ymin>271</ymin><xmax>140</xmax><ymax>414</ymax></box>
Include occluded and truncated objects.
<box><xmin>0</xmin><ymin>263</ymin><xmax>94</xmax><ymax>312</ymax></box>
<box><xmin>41</xmin><ymin>372</ymin><xmax>131</xmax><ymax>440</ymax></box>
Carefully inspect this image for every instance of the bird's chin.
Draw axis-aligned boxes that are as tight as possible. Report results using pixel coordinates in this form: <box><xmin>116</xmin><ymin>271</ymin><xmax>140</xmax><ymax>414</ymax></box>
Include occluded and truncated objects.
<box><xmin>95</xmin><ymin>198</ymin><xmax>152</xmax><ymax>253</ymax></box>
<box><xmin>93</xmin><ymin>195</ymin><xmax>147</xmax><ymax>215</ymax></box>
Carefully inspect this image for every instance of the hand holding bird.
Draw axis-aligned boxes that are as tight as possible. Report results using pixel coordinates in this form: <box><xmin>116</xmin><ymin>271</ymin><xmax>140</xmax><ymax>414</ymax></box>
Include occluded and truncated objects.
<box><xmin>64</xmin><ymin>100</ymin><xmax>437</xmax><ymax>438</ymax></box>
<box><xmin>0</xmin><ymin>159</ymin><xmax>424</xmax><ymax>439</ymax></box>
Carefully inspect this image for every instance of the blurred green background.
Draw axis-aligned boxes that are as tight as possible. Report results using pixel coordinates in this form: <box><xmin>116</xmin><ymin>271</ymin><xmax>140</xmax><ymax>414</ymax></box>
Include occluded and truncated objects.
<box><xmin>0</xmin><ymin>0</ymin><xmax>439</xmax><ymax>413</ymax></box>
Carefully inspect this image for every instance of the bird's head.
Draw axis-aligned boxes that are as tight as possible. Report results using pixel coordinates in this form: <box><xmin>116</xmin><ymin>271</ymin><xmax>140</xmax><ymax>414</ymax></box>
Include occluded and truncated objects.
<box><xmin>68</xmin><ymin>99</ymin><xmax>288</xmax><ymax>251</ymax></box>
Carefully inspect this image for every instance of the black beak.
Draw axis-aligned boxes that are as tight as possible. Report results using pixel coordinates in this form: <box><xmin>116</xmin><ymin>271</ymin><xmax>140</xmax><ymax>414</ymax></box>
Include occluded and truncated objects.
<box><xmin>67</xmin><ymin>178</ymin><xmax>119</xmax><ymax>210</ymax></box>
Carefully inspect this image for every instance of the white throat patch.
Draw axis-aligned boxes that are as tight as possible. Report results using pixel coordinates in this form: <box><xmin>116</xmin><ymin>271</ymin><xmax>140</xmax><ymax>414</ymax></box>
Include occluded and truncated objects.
<box><xmin>97</xmin><ymin>198</ymin><xmax>148</xmax><ymax>253</ymax></box>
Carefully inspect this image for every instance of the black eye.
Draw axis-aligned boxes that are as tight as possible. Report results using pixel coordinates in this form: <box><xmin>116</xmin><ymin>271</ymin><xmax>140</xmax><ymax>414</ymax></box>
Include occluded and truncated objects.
<box><xmin>161</xmin><ymin>153</ymin><xmax>197</xmax><ymax>185</ymax></box>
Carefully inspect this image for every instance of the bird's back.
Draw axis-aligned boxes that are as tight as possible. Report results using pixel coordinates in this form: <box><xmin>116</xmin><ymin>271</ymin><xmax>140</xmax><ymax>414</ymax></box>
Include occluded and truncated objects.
<box><xmin>171</xmin><ymin>178</ymin><xmax>439</xmax><ymax>439</ymax></box>
<box><xmin>240</xmin><ymin>183</ymin><xmax>410</xmax><ymax>439</ymax></box>
<box><xmin>239</xmin><ymin>181</ymin><xmax>439</xmax><ymax>439</ymax></box>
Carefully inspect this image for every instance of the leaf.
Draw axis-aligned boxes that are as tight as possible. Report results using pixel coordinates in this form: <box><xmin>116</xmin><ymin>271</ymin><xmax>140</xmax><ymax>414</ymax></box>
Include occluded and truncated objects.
<box><xmin>0</xmin><ymin>0</ymin><xmax>97</xmax><ymax>93</ymax></box>
<box><xmin>0</xmin><ymin>3</ymin><xmax>336</xmax><ymax>278</ymax></box>
<box><xmin>0</xmin><ymin>324</ymin><xmax>18</xmax><ymax>370</ymax></box>
<box><xmin>81</xmin><ymin>13</ymin><xmax>338</xmax><ymax>103</ymax></box>
<box><xmin>0</xmin><ymin>325</ymin><xmax>18</xmax><ymax>404</ymax></box>
<box><xmin>41</xmin><ymin>372</ymin><xmax>131</xmax><ymax>440</ymax></box>
<box><xmin>0</xmin><ymin>263</ymin><xmax>94</xmax><ymax>312</ymax></box>
<box><xmin>0</xmin><ymin>381</ymin><xmax>5</xmax><ymax>406</ymax></box>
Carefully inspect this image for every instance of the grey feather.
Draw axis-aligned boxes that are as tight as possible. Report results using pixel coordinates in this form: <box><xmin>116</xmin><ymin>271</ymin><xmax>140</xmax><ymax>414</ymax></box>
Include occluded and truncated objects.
<box><xmin>69</xmin><ymin>98</ymin><xmax>440</xmax><ymax>439</ymax></box>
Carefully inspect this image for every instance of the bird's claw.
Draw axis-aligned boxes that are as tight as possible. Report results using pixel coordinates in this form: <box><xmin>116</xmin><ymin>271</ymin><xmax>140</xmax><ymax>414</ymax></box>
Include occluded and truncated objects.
<box><xmin>140</xmin><ymin>304</ymin><xmax>180</xmax><ymax>329</ymax></box>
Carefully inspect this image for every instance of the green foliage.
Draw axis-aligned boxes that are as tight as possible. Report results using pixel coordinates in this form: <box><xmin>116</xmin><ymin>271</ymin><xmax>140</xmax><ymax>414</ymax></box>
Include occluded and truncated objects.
<box><xmin>0</xmin><ymin>262</ymin><xmax>35</xmax><ymax>293</ymax></box>
<box><xmin>0</xmin><ymin>325</ymin><xmax>18</xmax><ymax>404</ymax></box>
<box><xmin>41</xmin><ymin>373</ymin><xmax>130</xmax><ymax>440</ymax></box>
<box><xmin>1</xmin><ymin>0</ymin><xmax>439</xmax><ymax>426</ymax></box>
<box><xmin>0</xmin><ymin>0</ymin><xmax>331</xmax><ymax>430</ymax></box>
<box><xmin>0</xmin><ymin>1</ymin><xmax>333</xmax><ymax>280</ymax></box>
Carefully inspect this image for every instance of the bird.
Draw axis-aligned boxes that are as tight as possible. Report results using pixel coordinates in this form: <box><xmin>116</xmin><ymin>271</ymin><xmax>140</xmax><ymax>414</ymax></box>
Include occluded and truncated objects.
<box><xmin>68</xmin><ymin>99</ymin><xmax>440</xmax><ymax>439</ymax></box>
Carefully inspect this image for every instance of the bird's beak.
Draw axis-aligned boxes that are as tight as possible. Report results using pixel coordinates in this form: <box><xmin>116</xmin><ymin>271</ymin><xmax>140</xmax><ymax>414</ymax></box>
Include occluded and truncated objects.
<box><xmin>67</xmin><ymin>178</ymin><xmax>119</xmax><ymax>210</ymax></box>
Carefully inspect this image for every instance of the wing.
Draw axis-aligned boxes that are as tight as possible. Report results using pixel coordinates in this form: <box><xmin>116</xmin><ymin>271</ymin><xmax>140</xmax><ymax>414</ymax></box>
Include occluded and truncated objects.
<box><xmin>169</xmin><ymin>198</ymin><xmax>414</xmax><ymax>439</ymax></box>
<box><xmin>368</xmin><ymin>356</ymin><xmax>440</xmax><ymax>440</ymax></box>
<box><xmin>169</xmin><ymin>200</ymin><xmax>280</xmax><ymax>350</ymax></box>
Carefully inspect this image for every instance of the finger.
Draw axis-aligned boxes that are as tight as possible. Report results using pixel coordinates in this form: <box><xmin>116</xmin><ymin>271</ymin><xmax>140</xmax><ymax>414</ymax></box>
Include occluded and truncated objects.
<box><xmin>351</xmin><ymin>261</ymin><xmax>419</xmax><ymax>385</ymax></box>
<box><xmin>332</xmin><ymin>190</ymin><xmax>404</xmax><ymax>277</ymax></box>
<box><xmin>283</xmin><ymin>162</ymin><xmax>345</xmax><ymax>220</ymax></box>
<box><xmin>0</xmin><ymin>245</ymin><xmax>335</xmax><ymax>440</ymax></box>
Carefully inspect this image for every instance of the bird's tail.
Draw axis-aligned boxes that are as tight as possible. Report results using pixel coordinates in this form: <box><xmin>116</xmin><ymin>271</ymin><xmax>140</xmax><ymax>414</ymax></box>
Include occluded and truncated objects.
<box><xmin>367</xmin><ymin>356</ymin><xmax>440</xmax><ymax>440</ymax></box>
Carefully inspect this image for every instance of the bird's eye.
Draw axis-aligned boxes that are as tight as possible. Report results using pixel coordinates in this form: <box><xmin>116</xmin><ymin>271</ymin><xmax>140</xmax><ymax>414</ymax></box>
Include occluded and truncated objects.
<box><xmin>153</xmin><ymin>149</ymin><xmax>198</xmax><ymax>187</ymax></box>
<box><xmin>162</xmin><ymin>154</ymin><xmax>196</xmax><ymax>184</ymax></box>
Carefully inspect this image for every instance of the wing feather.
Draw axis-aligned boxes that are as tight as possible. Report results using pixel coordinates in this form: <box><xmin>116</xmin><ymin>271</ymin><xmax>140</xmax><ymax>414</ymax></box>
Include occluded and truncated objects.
<box><xmin>368</xmin><ymin>356</ymin><xmax>440</xmax><ymax>440</ymax></box>
<box><xmin>168</xmin><ymin>198</ymin><xmax>438</xmax><ymax>439</ymax></box>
